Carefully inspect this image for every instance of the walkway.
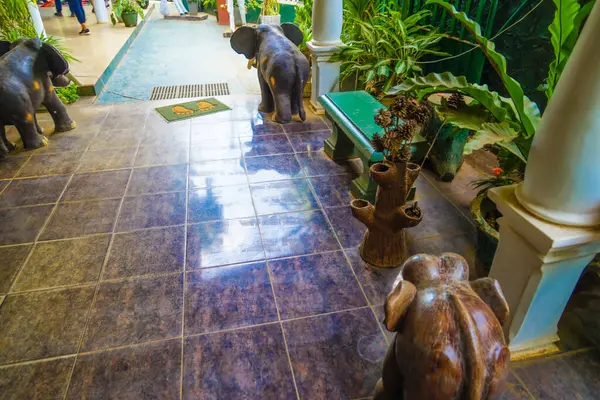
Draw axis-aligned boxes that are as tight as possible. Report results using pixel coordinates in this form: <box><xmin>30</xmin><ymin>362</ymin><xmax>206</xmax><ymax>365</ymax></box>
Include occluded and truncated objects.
<box><xmin>0</xmin><ymin>97</ymin><xmax>598</xmax><ymax>398</ymax></box>
<box><xmin>96</xmin><ymin>8</ymin><xmax>260</xmax><ymax>103</ymax></box>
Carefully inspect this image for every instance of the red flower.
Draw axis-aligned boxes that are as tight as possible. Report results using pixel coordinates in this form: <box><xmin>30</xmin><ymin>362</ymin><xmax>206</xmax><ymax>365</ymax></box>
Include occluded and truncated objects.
<box><xmin>493</xmin><ymin>168</ymin><xmax>503</xmax><ymax>177</ymax></box>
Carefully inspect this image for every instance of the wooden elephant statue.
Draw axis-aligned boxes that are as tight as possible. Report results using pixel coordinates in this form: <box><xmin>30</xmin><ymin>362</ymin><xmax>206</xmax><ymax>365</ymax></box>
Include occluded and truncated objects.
<box><xmin>0</xmin><ymin>38</ymin><xmax>76</xmax><ymax>157</ymax></box>
<box><xmin>230</xmin><ymin>24</ymin><xmax>310</xmax><ymax>124</ymax></box>
<box><xmin>375</xmin><ymin>253</ymin><xmax>510</xmax><ymax>400</ymax></box>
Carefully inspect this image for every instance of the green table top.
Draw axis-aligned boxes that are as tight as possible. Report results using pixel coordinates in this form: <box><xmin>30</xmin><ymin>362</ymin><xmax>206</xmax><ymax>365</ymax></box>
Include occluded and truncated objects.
<box><xmin>323</xmin><ymin>91</ymin><xmax>386</xmax><ymax>141</ymax></box>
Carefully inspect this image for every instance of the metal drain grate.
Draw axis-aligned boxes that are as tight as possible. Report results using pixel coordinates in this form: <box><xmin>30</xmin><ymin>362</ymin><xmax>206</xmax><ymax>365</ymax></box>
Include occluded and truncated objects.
<box><xmin>149</xmin><ymin>83</ymin><xmax>230</xmax><ymax>100</ymax></box>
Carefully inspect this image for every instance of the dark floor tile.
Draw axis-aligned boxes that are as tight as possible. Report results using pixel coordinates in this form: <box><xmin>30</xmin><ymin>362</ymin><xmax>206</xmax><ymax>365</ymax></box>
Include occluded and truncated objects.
<box><xmin>68</xmin><ymin>339</ymin><xmax>181</xmax><ymax>400</ymax></box>
<box><xmin>372</xmin><ymin>305</ymin><xmax>394</xmax><ymax>342</ymax></box>
<box><xmin>244</xmin><ymin>153</ymin><xmax>304</xmax><ymax>183</ymax></box>
<box><xmin>117</xmin><ymin>192</ymin><xmax>186</xmax><ymax>232</ymax></box>
<box><xmin>415</xmin><ymin>175</ymin><xmax>440</xmax><ymax>200</ymax></box>
<box><xmin>310</xmin><ymin>174</ymin><xmax>354</xmax><ymax>208</ymax></box>
<box><xmin>185</xmin><ymin>262</ymin><xmax>277</xmax><ymax>334</ymax></box>
<box><xmin>37</xmin><ymin>132</ymin><xmax>94</xmax><ymax>154</ymax></box>
<box><xmin>190</xmin><ymin>138</ymin><xmax>241</xmax><ymax>162</ymax></box>
<box><xmin>12</xmin><ymin>236</ymin><xmax>110</xmax><ymax>291</ymax></box>
<box><xmin>62</xmin><ymin>169</ymin><xmax>131</xmax><ymax>201</ymax></box>
<box><xmin>259</xmin><ymin>210</ymin><xmax>339</xmax><ymax>259</ymax></box>
<box><xmin>297</xmin><ymin>150</ymin><xmax>355</xmax><ymax>177</ymax></box>
<box><xmin>104</xmin><ymin>226</ymin><xmax>185</xmax><ymax>280</ymax></box>
<box><xmin>0</xmin><ymin>244</ymin><xmax>31</xmax><ymax>293</ymax></box>
<box><xmin>186</xmin><ymin>218</ymin><xmax>264</xmax><ymax>269</ymax></box>
<box><xmin>408</xmin><ymin>232</ymin><xmax>477</xmax><ymax>274</ymax></box>
<box><xmin>269</xmin><ymin>252</ymin><xmax>366</xmax><ymax>319</ymax></box>
<box><xmin>235</xmin><ymin>119</ymin><xmax>285</xmax><ymax>136</ymax></box>
<box><xmin>182</xmin><ymin>324</ymin><xmax>296</xmax><ymax>399</ymax></box>
<box><xmin>283</xmin><ymin>308</ymin><xmax>387</xmax><ymax>399</ymax></box>
<box><xmin>283</xmin><ymin>118</ymin><xmax>329</xmax><ymax>134</ymax></box>
<box><xmin>0</xmin><ymin>286</ymin><xmax>95</xmax><ymax>363</ymax></box>
<box><xmin>0</xmin><ymin>176</ymin><xmax>69</xmax><ymax>207</ymax></box>
<box><xmin>240</xmin><ymin>134</ymin><xmax>293</xmax><ymax>157</ymax></box>
<box><xmin>127</xmin><ymin>164</ymin><xmax>187</xmax><ymax>195</ymax></box>
<box><xmin>513</xmin><ymin>350</ymin><xmax>600</xmax><ymax>400</ymax></box>
<box><xmin>40</xmin><ymin>199</ymin><xmax>121</xmax><ymax>240</ymax></box>
<box><xmin>409</xmin><ymin>194</ymin><xmax>474</xmax><ymax>239</ymax></box>
<box><xmin>287</xmin><ymin>130</ymin><xmax>331</xmax><ymax>153</ymax></box>
<box><xmin>188</xmin><ymin>159</ymin><xmax>247</xmax><ymax>189</ymax></box>
<box><xmin>345</xmin><ymin>247</ymin><xmax>399</xmax><ymax>306</ymax></box>
<box><xmin>0</xmin><ymin>156</ymin><xmax>30</xmax><ymax>179</ymax></box>
<box><xmin>18</xmin><ymin>152</ymin><xmax>82</xmax><ymax>177</ymax></box>
<box><xmin>0</xmin><ymin>205</ymin><xmax>54</xmax><ymax>245</ymax></box>
<box><xmin>89</xmin><ymin>128</ymin><xmax>142</xmax><ymax>150</ymax></box>
<box><xmin>250</xmin><ymin>178</ymin><xmax>318</xmax><ymax>215</ymax></box>
<box><xmin>101</xmin><ymin>113</ymin><xmax>147</xmax><ymax>131</ymax></box>
<box><xmin>82</xmin><ymin>274</ymin><xmax>183</xmax><ymax>351</ymax></box>
<box><xmin>135</xmin><ymin>143</ymin><xmax>189</xmax><ymax>167</ymax></box>
<box><xmin>325</xmin><ymin>206</ymin><xmax>367</xmax><ymax>249</ymax></box>
<box><xmin>499</xmin><ymin>372</ymin><xmax>533</xmax><ymax>400</ymax></box>
<box><xmin>0</xmin><ymin>357</ymin><xmax>74</xmax><ymax>400</ymax></box>
<box><xmin>0</xmin><ymin>180</ymin><xmax>8</xmax><ymax>193</ymax></box>
<box><xmin>188</xmin><ymin>185</ymin><xmax>255</xmax><ymax>223</ymax></box>
<box><xmin>77</xmin><ymin>147</ymin><xmax>137</xmax><ymax>173</ymax></box>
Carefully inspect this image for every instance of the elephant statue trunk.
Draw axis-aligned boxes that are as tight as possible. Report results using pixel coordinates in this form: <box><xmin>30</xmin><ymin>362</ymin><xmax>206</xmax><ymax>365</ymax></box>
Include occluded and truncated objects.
<box><xmin>374</xmin><ymin>253</ymin><xmax>510</xmax><ymax>400</ymax></box>
<box><xmin>351</xmin><ymin>161</ymin><xmax>423</xmax><ymax>268</ymax></box>
<box><xmin>0</xmin><ymin>38</ymin><xmax>76</xmax><ymax>157</ymax></box>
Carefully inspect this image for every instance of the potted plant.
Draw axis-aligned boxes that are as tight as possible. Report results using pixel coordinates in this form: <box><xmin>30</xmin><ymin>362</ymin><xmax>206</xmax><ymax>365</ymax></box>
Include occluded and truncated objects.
<box><xmin>260</xmin><ymin>0</ymin><xmax>280</xmax><ymax>25</ymax></box>
<box><xmin>188</xmin><ymin>0</ymin><xmax>200</xmax><ymax>15</ymax></box>
<box><xmin>111</xmin><ymin>0</ymin><xmax>144</xmax><ymax>26</ymax></box>
<box><xmin>350</xmin><ymin>95</ymin><xmax>432</xmax><ymax>267</ymax></box>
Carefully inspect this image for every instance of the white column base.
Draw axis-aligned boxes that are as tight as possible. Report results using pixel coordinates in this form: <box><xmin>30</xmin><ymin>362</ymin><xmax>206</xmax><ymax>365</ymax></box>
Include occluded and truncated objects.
<box><xmin>488</xmin><ymin>185</ymin><xmax>600</xmax><ymax>353</ymax></box>
<box><xmin>307</xmin><ymin>41</ymin><xmax>342</xmax><ymax>115</ymax></box>
<box><xmin>92</xmin><ymin>0</ymin><xmax>110</xmax><ymax>23</ymax></box>
<box><xmin>27</xmin><ymin>3</ymin><xmax>46</xmax><ymax>37</ymax></box>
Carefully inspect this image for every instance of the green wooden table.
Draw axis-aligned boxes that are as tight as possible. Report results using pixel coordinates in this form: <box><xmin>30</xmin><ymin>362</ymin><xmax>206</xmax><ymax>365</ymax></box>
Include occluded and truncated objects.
<box><xmin>320</xmin><ymin>91</ymin><xmax>426</xmax><ymax>202</ymax></box>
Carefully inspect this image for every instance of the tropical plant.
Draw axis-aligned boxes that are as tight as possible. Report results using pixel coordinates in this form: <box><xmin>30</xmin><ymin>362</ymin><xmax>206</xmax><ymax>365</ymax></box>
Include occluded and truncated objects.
<box><xmin>111</xmin><ymin>0</ymin><xmax>145</xmax><ymax>25</ymax></box>
<box><xmin>261</xmin><ymin>0</ymin><xmax>279</xmax><ymax>16</ymax></box>
<box><xmin>294</xmin><ymin>0</ymin><xmax>313</xmax><ymax>53</ymax></box>
<box><xmin>332</xmin><ymin>5</ymin><xmax>447</xmax><ymax>95</ymax></box>
<box><xmin>55</xmin><ymin>83</ymin><xmax>80</xmax><ymax>105</ymax></box>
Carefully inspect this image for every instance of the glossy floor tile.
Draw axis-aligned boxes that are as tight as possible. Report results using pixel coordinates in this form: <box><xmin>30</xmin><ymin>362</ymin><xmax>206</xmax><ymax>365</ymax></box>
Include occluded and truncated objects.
<box><xmin>325</xmin><ymin>206</ymin><xmax>367</xmax><ymax>249</ymax></box>
<box><xmin>185</xmin><ymin>262</ymin><xmax>278</xmax><ymax>334</ymax></box>
<box><xmin>244</xmin><ymin>153</ymin><xmax>305</xmax><ymax>183</ymax></box>
<box><xmin>182</xmin><ymin>324</ymin><xmax>296</xmax><ymax>399</ymax></box>
<box><xmin>0</xmin><ymin>244</ymin><xmax>32</xmax><ymax>293</ymax></box>
<box><xmin>188</xmin><ymin>185</ymin><xmax>255</xmax><ymax>223</ymax></box>
<box><xmin>297</xmin><ymin>150</ymin><xmax>356</xmax><ymax>177</ymax></box>
<box><xmin>239</xmin><ymin>134</ymin><xmax>294</xmax><ymax>157</ymax></box>
<box><xmin>309</xmin><ymin>174</ymin><xmax>354</xmax><ymax>208</ymax></box>
<box><xmin>345</xmin><ymin>247</ymin><xmax>400</xmax><ymax>306</ymax></box>
<box><xmin>287</xmin><ymin>130</ymin><xmax>331</xmax><ymax>153</ymax></box>
<box><xmin>135</xmin><ymin>143</ymin><xmax>189</xmax><ymax>167</ymax></box>
<box><xmin>250</xmin><ymin>178</ymin><xmax>319</xmax><ymax>215</ymax></box>
<box><xmin>268</xmin><ymin>252</ymin><xmax>367</xmax><ymax>319</ymax></box>
<box><xmin>117</xmin><ymin>192</ymin><xmax>186</xmax><ymax>232</ymax></box>
<box><xmin>17</xmin><ymin>152</ymin><xmax>83</xmax><ymax>178</ymax></box>
<box><xmin>127</xmin><ymin>164</ymin><xmax>187</xmax><ymax>195</ymax></box>
<box><xmin>77</xmin><ymin>147</ymin><xmax>137</xmax><ymax>173</ymax></box>
<box><xmin>62</xmin><ymin>169</ymin><xmax>131</xmax><ymax>202</ymax></box>
<box><xmin>186</xmin><ymin>218</ymin><xmax>264</xmax><ymax>269</ymax></box>
<box><xmin>0</xmin><ymin>156</ymin><xmax>30</xmax><ymax>179</ymax></box>
<box><xmin>188</xmin><ymin>159</ymin><xmax>247</xmax><ymax>189</ymax></box>
<box><xmin>0</xmin><ymin>356</ymin><xmax>74</xmax><ymax>400</ymax></box>
<box><xmin>0</xmin><ymin>205</ymin><xmax>54</xmax><ymax>245</ymax></box>
<box><xmin>0</xmin><ymin>176</ymin><xmax>69</xmax><ymax>207</ymax></box>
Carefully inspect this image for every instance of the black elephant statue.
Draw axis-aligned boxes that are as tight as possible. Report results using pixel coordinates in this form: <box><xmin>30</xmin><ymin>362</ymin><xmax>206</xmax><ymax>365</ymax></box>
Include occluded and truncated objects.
<box><xmin>230</xmin><ymin>24</ymin><xmax>310</xmax><ymax>124</ymax></box>
<box><xmin>0</xmin><ymin>38</ymin><xmax>76</xmax><ymax>157</ymax></box>
<box><xmin>375</xmin><ymin>253</ymin><xmax>510</xmax><ymax>400</ymax></box>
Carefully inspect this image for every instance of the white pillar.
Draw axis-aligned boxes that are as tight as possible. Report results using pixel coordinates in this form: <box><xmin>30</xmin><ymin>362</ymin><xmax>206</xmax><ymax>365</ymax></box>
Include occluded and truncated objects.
<box><xmin>307</xmin><ymin>0</ymin><xmax>344</xmax><ymax>114</ymax></box>
<box><xmin>489</xmin><ymin>2</ymin><xmax>600</xmax><ymax>358</ymax></box>
<box><xmin>27</xmin><ymin>3</ymin><xmax>46</xmax><ymax>37</ymax></box>
<box><xmin>515</xmin><ymin>2</ymin><xmax>600</xmax><ymax>227</ymax></box>
<box><xmin>92</xmin><ymin>0</ymin><xmax>110</xmax><ymax>23</ymax></box>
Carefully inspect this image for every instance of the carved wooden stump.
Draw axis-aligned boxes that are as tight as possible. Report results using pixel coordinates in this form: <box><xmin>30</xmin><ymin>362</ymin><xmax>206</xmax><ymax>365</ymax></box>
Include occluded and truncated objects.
<box><xmin>350</xmin><ymin>161</ymin><xmax>423</xmax><ymax>268</ymax></box>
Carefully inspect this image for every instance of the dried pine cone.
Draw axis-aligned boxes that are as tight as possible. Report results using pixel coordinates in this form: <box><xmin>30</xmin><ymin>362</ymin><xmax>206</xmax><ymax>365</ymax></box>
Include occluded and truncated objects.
<box><xmin>374</xmin><ymin>109</ymin><xmax>393</xmax><ymax>128</ymax></box>
<box><xmin>395</xmin><ymin>119</ymin><xmax>418</xmax><ymax>141</ymax></box>
<box><xmin>447</xmin><ymin>92</ymin><xmax>465</xmax><ymax>110</ymax></box>
<box><xmin>371</xmin><ymin>133</ymin><xmax>385</xmax><ymax>153</ymax></box>
<box><xmin>398</xmin><ymin>145</ymin><xmax>412</xmax><ymax>162</ymax></box>
<box><xmin>401</xmin><ymin>99</ymin><xmax>429</xmax><ymax>123</ymax></box>
<box><xmin>389</xmin><ymin>95</ymin><xmax>407</xmax><ymax>114</ymax></box>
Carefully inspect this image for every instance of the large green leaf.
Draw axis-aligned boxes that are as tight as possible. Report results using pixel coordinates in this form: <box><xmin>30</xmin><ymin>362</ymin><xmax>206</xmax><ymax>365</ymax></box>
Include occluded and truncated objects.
<box><xmin>464</xmin><ymin>122</ymin><xmax>526</xmax><ymax>163</ymax></box>
<box><xmin>426</xmin><ymin>0</ymin><xmax>539</xmax><ymax>138</ymax></box>
<box><xmin>436</xmin><ymin>102</ymin><xmax>494</xmax><ymax>131</ymax></box>
<box><xmin>389</xmin><ymin>72</ymin><xmax>516</xmax><ymax>123</ymax></box>
<box><xmin>546</xmin><ymin>0</ymin><xmax>581</xmax><ymax>99</ymax></box>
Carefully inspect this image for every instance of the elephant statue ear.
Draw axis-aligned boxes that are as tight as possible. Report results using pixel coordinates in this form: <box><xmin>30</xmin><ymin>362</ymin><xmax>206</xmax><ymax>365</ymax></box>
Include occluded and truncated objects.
<box><xmin>384</xmin><ymin>280</ymin><xmax>417</xmax><ymax>332</ymax></box>
<box><xmin>231</xmin><ymin>26</ymin><xmax>257</xmax><ymax>60</ymax></box>
<box><xmin>470</xmin><ymin>277</ymin><xmax>510</xmax><ymax>326</ymax></box>
<box><xmin>281</xmin><ymin>23</ymin><xmax>303</xmax><ymax>47</ymax></box>
<box><xmin>41</xmin><ymin>43</ymin><xmax>69</xmax><ymax>77</ymax></box>
<box><xmin>0</xmin><ymin>41</ymin><xmax>11</xmax><ymax>57</ymax></box>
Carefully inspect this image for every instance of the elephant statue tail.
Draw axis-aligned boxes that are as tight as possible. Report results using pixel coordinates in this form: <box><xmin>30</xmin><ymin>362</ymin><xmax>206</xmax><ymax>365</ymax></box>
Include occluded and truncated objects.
<box><xmin>295</xmin><ymin>62</ymin><xmax>306</xmax><ymax>121</ymax></box>
<box><xmin>450</xmin><ymin>292</ymin><xmax>485</xmax><ymax>400</ymax></box>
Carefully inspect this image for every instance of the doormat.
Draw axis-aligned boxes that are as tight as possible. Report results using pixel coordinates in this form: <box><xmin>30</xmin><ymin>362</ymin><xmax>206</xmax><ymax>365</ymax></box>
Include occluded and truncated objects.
<box><xmin>154</xmin><ymin>98</ymin><xmax>231</xmax><ymax>122</ymax></box>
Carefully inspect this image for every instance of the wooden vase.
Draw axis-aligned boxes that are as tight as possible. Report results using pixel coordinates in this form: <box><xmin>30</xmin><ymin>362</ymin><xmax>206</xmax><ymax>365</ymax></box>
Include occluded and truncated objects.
<box><xmin>350</xmin><ymin>161</ymin><xmax>423</xmax><ymax>268</ymax></box>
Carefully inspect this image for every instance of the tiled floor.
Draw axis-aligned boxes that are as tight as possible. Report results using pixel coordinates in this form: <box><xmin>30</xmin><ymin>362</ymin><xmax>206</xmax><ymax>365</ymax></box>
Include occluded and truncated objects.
<box><xmin>0</xmin><ymin>96</ymin><xmax>598</xmax><ymax>399</ymax></box>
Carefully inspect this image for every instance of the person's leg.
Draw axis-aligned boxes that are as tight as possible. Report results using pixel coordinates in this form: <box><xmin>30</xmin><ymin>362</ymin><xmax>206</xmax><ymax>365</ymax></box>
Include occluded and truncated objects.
<box><xmin>238</xmin><ymin>0</ymin><xmax>246</xmax><ymax>26</ymax></box>
<box><xmin>68</xmin><ymin>0</ymin><xmax>89</xmax><ymax>33</ymax></box>
<box><xmin>227</xmin><ymin>0</ymin><xmax>234</xmax><ymax>31</ymax></box>
<box><xmin>173</xmin><ymin>0</ymin><xmax>186</xmax><ymax>15</ymax></box>
<box><xmin>55</xmin><ymin>0</ymin><xmax>63</xmax><ymax>16</ymax></box>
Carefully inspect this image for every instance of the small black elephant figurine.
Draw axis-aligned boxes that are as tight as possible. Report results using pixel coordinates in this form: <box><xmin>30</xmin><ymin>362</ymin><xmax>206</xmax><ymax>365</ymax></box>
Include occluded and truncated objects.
<box><xmin>0</xmin><ymin>38</ymin><xmax>76</xmax><ymax>157</ymax></box>
<box><xmin>231</xmin><ymin>24</ymin><xmax>310</xmax><ymax>124</ymax></box>
<box><xmin>375</xmin><ymin>253</ymin><xmax>511</xmax><ymax>400</ymax></box>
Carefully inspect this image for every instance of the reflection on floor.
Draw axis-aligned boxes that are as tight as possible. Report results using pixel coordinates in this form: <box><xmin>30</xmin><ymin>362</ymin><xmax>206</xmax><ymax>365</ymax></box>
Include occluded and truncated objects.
<box><xmin>0</xmin><ymin>96</ymin><xmax>598</xmax><ymax>398</ymax></box>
